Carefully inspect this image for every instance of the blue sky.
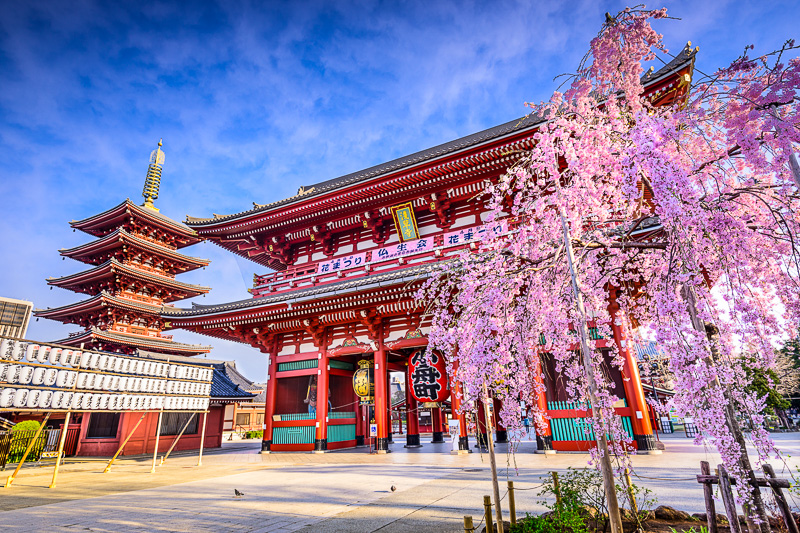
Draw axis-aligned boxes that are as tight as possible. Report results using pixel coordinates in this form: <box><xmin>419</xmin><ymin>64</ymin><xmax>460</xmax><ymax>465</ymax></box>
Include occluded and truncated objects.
<box><xmin>1</xmin><ymin>0</ymin><xmax>797</xmax><ymax>381</ymax></box>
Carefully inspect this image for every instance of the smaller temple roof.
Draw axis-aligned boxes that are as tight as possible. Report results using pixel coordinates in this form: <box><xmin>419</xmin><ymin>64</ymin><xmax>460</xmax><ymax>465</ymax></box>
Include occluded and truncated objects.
<box><xmin>70</xmin><ymin>199</ymin><xmax>202</xmax><ymax>247</ymax></box>
<box><xmin>55</xmin><ymin>327</ymin><xmax>211</xmax><ymax>355</ymax></box>
<box><xmin>59</xmin><ymin>228</ymin><xmax>210</xmax><ymax>272</ymax></box>
<box><xmin>47</xmin><ymin>258</ymin><xmax>211</xmax><ymax>301</ymax></box>
<box><xmin>35</xmin><ymin>291</ymin><xmax>164</xmax><ymax>322</ymax></box>
<box><xmin>210</xmin><ymin>363</ymin><xmax>257</xmax><ymax>402</ymax></box>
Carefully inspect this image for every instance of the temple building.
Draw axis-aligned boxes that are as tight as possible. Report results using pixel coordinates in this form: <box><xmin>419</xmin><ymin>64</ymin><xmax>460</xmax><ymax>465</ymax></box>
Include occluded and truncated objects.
<box><xmin>36</xmin><ymin>141</ymin><xmax>212</xmax><ymax>356</ymax></box>
<box><xmin>162</xmin><ymin>46</ymin><xmax>697</xmax><ymax>453</ymax></box>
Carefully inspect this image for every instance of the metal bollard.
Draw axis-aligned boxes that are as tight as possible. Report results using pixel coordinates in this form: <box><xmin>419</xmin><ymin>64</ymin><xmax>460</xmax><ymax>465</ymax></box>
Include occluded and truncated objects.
<box><xmin>464</xmin><ymin>515</ymin><xmax>474</xmax><ymax>532</ymax></box>
<box><xmin>484</xmin><ymin>495</ymin><xmax>495</xmax><ymax>533</ymax></box>
<box><xmin>508</xmin><ymin>480</ymin><xmax>516</xmax><ymax>525</ymax></box>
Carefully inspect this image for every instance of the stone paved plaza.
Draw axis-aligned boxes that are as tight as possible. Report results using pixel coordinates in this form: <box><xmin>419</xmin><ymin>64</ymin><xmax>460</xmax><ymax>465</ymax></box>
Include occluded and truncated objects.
<box><xmin>0</xmin><ymin>433</ymin><xmax>798</xmax><ymax>532</ymax></box>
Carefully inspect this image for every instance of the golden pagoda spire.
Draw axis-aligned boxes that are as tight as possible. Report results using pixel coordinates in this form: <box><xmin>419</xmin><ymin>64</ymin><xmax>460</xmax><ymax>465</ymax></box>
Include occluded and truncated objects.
<box><xmin>142</xmin><ymin>139</ymin><xmax>165</xmax><ymax>211</ymax></box>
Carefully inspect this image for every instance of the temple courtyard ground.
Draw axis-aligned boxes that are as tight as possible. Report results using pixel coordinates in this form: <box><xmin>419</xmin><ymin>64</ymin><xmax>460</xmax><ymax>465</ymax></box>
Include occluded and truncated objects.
<box><xmin>0</xmin><ymin>432</ymin><xmax>797</xmax><ymax>532</ymax></box>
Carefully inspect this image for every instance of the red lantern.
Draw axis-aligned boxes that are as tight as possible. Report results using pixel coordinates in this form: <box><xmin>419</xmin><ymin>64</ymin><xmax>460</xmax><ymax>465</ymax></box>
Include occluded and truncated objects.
<box><xmin>408</xmin><ymin>350</ymin><xmax>450</xmax><ymax>403</ymax></box>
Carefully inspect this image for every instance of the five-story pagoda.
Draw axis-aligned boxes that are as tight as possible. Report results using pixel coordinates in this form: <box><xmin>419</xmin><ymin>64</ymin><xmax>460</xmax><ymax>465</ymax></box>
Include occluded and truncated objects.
<box><xmin>36</xmin><ymin>141</ymin><xmax>212</xmax><ymax>356</ymax></box>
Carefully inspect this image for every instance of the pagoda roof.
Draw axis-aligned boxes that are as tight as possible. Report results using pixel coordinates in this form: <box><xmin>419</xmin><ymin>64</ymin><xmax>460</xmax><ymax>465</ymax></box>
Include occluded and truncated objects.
<box><xmin>47</xmin><ymin>258</ymin><xmax>211</xmax><ymax>302</ymax></box>
<box><xmin>70</xmin><ymin>199</ymin><xmax>202</xmax><ymax>247</ymax></box>
<box><xmin>34</xmin><ymin>291</ymin><xmax>164</xmax><ymax>323</ymax></box>
<box><xmin>54</xmin><ymin>327</ymin><xmax>211</xmax><ymax>355</ymax></box>
<box><xmin>163</xmin><ymin>261</ymin><xmax>435</xmax><ymax>320</ymax></box>
<box><xmin>59</xmin><ymin>228</ymin><xmax>210</xmax><ymax>272</ymax></box>
<box><xmin>185</xmin><ymin>45</ymin><xmax>697</xmax><ymax>231</ymax></box>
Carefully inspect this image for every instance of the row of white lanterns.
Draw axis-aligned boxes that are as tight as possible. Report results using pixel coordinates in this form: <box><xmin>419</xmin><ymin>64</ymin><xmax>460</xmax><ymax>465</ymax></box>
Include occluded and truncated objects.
<box><xmin>0</xmin><ymin>339</ymin><xmax>212</xmax><ymax>382</ymax></box>
<box><xmin>0</xmin><ymin>364</ymin><xmax>212</xmax><ymax>396</ymax></box>
<box><xmin>0</xmin><ymin>388</ymin><xmax>209</xmax><ymax>411</ymax></box>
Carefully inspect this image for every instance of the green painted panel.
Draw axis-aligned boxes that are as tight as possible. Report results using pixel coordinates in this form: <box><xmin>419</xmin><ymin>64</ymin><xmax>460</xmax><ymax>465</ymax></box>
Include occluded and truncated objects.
<box><xmin>277</xmin><ymin>413</ymin><xmax>315</xmax><ymax>421</ymax></box>
<box><xmin>277</xmin><ymin>359</ymin><xmax>318</xmax><ymax>372</ymax></box>
<box><xmin>328</xmin><ymin>424</ymin><xmax>356</xmax><ymax>443</ymax></box>
<box><xmin>329</xmin><ymin>360</ymin><xmax>354</xmax><ymax>370</ymax></box>
<box><xmin>329</xmin><ymin>411</ymin><xmax>356</xmax><ymax>419</ymax></box>
<box><xmin>273</xmin><ymin>426</ymin><xmax>315</xmax><ymax>444</ymax></box>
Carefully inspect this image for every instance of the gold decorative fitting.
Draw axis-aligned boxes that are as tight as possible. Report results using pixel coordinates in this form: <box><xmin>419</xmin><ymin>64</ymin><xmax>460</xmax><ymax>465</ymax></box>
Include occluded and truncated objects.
<box><xmin>142</xmin><ymin>139</ymin><xmax>165</xmax><ymax>212</ymax></box>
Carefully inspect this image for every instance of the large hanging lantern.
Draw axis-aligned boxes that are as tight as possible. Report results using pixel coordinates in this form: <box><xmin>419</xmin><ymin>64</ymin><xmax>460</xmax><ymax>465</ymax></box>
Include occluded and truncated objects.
<box><xmin>352</xmin><ymin>359</ymin><xmax>374</xmax><ymax>404</ymax></box>
<box><xmin>408</xmin><ymin>350</ymin><xmax>450</xmax><ymax>403</ymax></box>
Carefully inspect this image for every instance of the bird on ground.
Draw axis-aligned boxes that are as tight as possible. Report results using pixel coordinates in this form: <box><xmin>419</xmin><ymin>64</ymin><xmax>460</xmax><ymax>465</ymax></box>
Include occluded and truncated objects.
<box><xmin>390</xmin><ymin>485</ymin><xmax>396</xmax><ymax>492</ymax></box>
<box><xmin>234</xmin><ymin>489</ymin><xmax>245</xmax><ymax>497</ymax></box>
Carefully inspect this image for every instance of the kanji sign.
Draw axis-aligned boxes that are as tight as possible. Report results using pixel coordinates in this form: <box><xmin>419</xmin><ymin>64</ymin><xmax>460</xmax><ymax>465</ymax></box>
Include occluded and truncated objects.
<box><xmin>390</xmin><ymin>202</ymin><xmax>420</xmax><ymax>242</ymax></box>
<box><xmin>374</xmin><ymin>236</ymin><xmax>433</xmax><ymax>262</ymax></box>
<box><xmin>443</xmin><ymin>220</ymin><xmax>508</xmax><ymax>247</ymax></box>
<box><xmin>408</xmin><ymin>349</ymin><xmax>449</xmax><ymax>403</ymax></box>
<box><xmin>318</xmin><ymin>252</ymin><xmax>366</xmax><ymax>274</ymax></box>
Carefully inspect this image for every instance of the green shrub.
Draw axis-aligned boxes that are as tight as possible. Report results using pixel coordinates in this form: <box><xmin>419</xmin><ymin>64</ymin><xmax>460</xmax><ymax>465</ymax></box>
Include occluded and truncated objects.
<box><xmin>244</xmin><ymin>430</ymin><xmax>263</xmax><ymax>440</ymax></box>
<box><xmin>7</xmin><ymin>420</ymin><xmax>46</xmax><ymax>463</ymax></box>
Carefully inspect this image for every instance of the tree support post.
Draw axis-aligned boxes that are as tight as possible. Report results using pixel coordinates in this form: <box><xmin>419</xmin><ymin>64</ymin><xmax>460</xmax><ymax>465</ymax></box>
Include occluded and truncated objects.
<box><xmin>197</xmin><ymin>411</ymin><xmax>208</xmax><ymax>467</ymax></box>
<box><xmin>482</xmin><ymin>382</ymin><xmax>504</xmax><ymax>533</ymax></box>
<box><xmin>160</xmin><ymin>412</ymin><xmax>197</xmax><ymax>466</ymax></box>
<box><xmin>49</xmin><ymin>412</ymin><xmax>72</xmax><ymax>489</ymax></box>
<box><xmin>104</xmin><ymin>412</ymin><xmax>146</xmax><ymax>473</ymax></box>
<box><xmin>150</xmin><ymin>410</ymin><xmax>163</xmax><ymax>473</ymax></box>
<box><xmin>4</xmin><ymin>413</ymin><xmax>50</xmax><ymax>488</ymax></box>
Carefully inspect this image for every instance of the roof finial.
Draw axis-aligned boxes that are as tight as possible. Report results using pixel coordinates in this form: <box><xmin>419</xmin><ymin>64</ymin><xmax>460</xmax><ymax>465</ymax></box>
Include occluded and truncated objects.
<box><xmin>142</xmin><ymin>139</ymin><xmax>165</xmax><ymax>211</ymax></box>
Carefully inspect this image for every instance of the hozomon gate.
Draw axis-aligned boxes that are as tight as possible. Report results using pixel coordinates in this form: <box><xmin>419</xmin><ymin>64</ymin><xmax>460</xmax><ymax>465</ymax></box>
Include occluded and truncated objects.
<box><xmin>163</xmin><ymin>46</ymin><xmax>697</xmax><ymax>453</ymax></box>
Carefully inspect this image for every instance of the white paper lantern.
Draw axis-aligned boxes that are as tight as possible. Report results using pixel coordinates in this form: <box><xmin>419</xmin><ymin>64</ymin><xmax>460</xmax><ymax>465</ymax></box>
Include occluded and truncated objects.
<box><xmin>80</xmin><ymin>393</ymin><xmax>93</xmax><ymax>410</ymax></box>
<box><xmin>24</xmin><ymin>344</ymin><xmax>39</xmax><ymax>362</ymax></box>
<box><xmin>59</xmin><ymin>392</ymin><xmax>73</xmax><ymax>409</ymax></box>
<box><xmin>9</xmin><ymin>342</ymin><xmax>23</xmax><ymax>362</ymax></box>
<box><xmin>0</xmin><ymin>339</ymin><xmax>12</xmax><ymax>359</ymax></box>
<box><xmin>48</xmin><ymin>347</ymin><xmax>62</xmax><ymax>365</ymax></box>
<box><xmin>6</xmin><ymin>364</ymin><xmax>21</xmax><ymax>384</ymax></box>
<box><xmin>120</xmin><ymin>394</ymin><xmax>132</xmax><ymax>410</ymax></box>
<box><xmin>26</xmin><ymin>389</ymin><xmax>41</xmax><ymax>408</ymax></box>
<box><xmin>89</xmin><ymin>352</ymin><xmax>101</xmax><ymax>369</ymax></box>
<box><xmin>90</xmin><ymin>394</ymin><xmax>102</xmax><ymax>410</ymax></box>
<box><xmin>112</xmin><ymin>357</ymin><xmax>124</xmax><ymax>372</ymax></box>
<box><xmin>52</xmin><ymin>390</ymin><xmax>65</xmax><ymax>408</ymax></box>
<box><xmin>99</xmin><ymin>394</ymin><xmax>111</xmax><ymax>409</ymax></box>
<box><xmin>44</xmin><ymin>368</ymin><xmax>58</xmax><ymax>386</ymax></box>
<box><xmin>38</xmin><ymin>390</ymin><xmax>53</xmax><ymax>408</ymax></box>
<box><xmin>0</xmin><ymin>388</ymin><xmax>15</xmax><ymax>407</ymax></box>
<box><xmin>36</xmin><ymin>346</ymin><xmax>50</xmax><ymax>364</ymax></box>
<box><xmin>12</xmin><ymin>389</ymin><xmax>29</xmax><ymax>408</ymax></box>
<box><xmin>70</xmin><ymin>392</ymin><xmax>83</xmax><ymax>409</ymax></box>
<box><xmin>98</xmin><ymin>354</ymin><xmax>109</xmax><ymax>371</ymax></box>
<box><xmin>32</xmin><ymin>367</ymin><xmax>47</xmax><ymax>385</ymax></box>
<box><xmin>18</xmin><ymin>366</ymin><xmax>33</xmax><ymax>385</ymax></box>
<box><xmin>76</xmin><ymin>372</ymin><xmax>89</xmax><ymax>388</ymax></box>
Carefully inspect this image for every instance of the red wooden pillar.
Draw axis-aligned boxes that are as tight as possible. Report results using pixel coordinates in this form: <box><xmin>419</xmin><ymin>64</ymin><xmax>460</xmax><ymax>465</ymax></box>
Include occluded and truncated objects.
<box><xmin>493</xmin><ymin>398</ymin><xmax>507</xmax><ymax>443</ymax></box>
<box><xmin>374</xmin><ymin>335</ymin><xmax>389</xmax><ymax>452</ymax></box>
<box><xmin>355</xmin><ymin>376</ymin><xmax>366</xmax><ymax>446</ymax></box>
<box><xmin>431</xmin><ymin>406</ymin><xmax>444</xmax><ymax>443</ymax></box>
<box><xmin>475</xmin><ymin>399</ymin><xmax>489</xmax><ymax>449</ymax></box>
<box><xmin>534</xmin><ymin>355</ymin><xmax>554</xmax><ymax>452</ymax></box>
<box><xmin>450</xmin><ymin>356</ymin><xmax>469</xmax><ymax>452</ymax></box>
<box><xmin>405</xmin><ymin>366</ymin><xmax>422</xmax><ymax>448</ymax></box>
<box><xmin>607</xmin><ymin>288</ymin><xmax>657</xmax><ymax>453</ymax></box>
<box><xmin>314</xmin><ymin>348</ymin><xmax>330</xmax><ymax>453</ymax></box>
<box><xmin>261</xmin><ymin>343</ymin><xmax>279</xmax><ymax>453</ymax></box>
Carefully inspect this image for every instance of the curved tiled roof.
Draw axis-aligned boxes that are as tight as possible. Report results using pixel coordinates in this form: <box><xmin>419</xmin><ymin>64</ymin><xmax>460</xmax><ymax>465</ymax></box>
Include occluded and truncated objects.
<box><xmin>210</xmin><ymin>363</ymin><xmax>256</xmax><ymax>401</ymax></box>
<box><xmin>47</xmin><ymin>258</ymin><xmax>210</xmax><ymax>300</ymax></box>
<box><xmin>162</xmin><ymin>261</ymin><xmax>440</xmax><ymax>319</ymax></box>
<box><xmin>185</xmin><ymin>44</ymin><xmax>696</xmax><ymax>229</ymax></box>
<box><xmin>55</xmin><ymin>327</ymin><xmax>211</xmax><ymax>354</ymax></box>
<box><xmin>59</xmin><ymin>228</ymin><xmax>210</xmax><ymax>269</ymax></box>
<box><xmin>34</xmin><ymin>291</ymin><xmax>164</xmax><ymax>320</ymax></box>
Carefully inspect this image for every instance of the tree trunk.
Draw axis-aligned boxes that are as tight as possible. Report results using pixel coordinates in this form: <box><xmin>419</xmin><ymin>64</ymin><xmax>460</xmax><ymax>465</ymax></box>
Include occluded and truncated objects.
<box><xmin>681</xmin><ymin>285</ymin><xmax>771</xmax><ymax>533</ymax></box>
<box><xmin>483</xmin><ymin>382</ymin><xmax>504</xmax><ymax>533</ymax></box>
<box><xmin>557</xmin><ymin>202</ymin><xmax>624</xmax><ymax>533</ymax></box>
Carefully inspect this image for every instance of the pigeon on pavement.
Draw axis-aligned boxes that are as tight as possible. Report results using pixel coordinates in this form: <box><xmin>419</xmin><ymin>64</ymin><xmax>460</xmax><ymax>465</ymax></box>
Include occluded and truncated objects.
<box><xmin>390</xmin><ymin>485</ymin><xmax>396</xmax><ymax>492</ymax></box>
<box><xmin>234</xmin><ymin>489</ymin><xmax>245</xmax><ymax>497</ymax></box>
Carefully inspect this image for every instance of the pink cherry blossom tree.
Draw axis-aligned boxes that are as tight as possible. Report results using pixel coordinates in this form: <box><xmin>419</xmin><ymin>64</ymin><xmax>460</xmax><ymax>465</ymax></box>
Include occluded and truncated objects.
<box><xmin>419</xmin><ymin>7</ymin><xmax>799</xmax><ymax>532</ymax></box>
